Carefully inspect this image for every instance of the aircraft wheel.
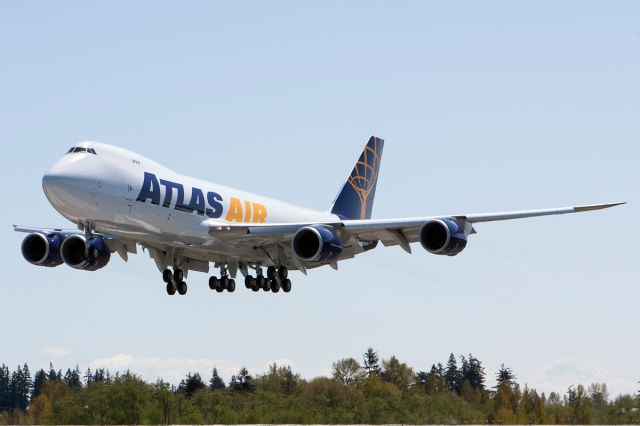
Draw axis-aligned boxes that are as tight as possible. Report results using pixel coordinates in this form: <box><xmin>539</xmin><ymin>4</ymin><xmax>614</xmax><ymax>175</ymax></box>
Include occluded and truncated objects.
<box><xmin>251</xmin><ymin>281</ymin><xmax>260</xmax><ymax>292</ymax></box>
<box><xmin>177</xmin><ymin>281</ymin><xmax>187</xmax><ymax>295</ymax></box>
<box><xmin>174</xmin><ymin>268</ymin><xmax>184</xmax><ymax>282</ymax></box>
<box><xmin>209</xmin><ymin>276</ymin><xmax>219</xmax><ymax>290</ymax></box>
<box><xmin>278</xmin><ymin>266</ymin><xmax>288</xmax><ymax>280</ymax></box>
<box><xmin>262</xmin><ymin>277</ymin><xmax>270</xmax><ymax>291</ymax></box>
<box><xmin>163</xmin><ymin>269</ymin><xmax>173</xmax><ymax>283</ymax></box>
<box><xmin>166</xmin><ymin>282</ymin><xmax>176</xmax><ymax>295</ymax></box>
<box><xmin>267</xmin><ymin>266</ymin><xmax>277</xmax><ymax>280</ymax></box>
<box><xmin>244</xmin><ymin>275</ymin><xmax>253</xmax><ymax>289</ymax></box>
<box><xmin>271</xmin><ymin>279</ymin><xmax>281</xmax><ymax>293</ymax></box>
<box><xmin>227</xmin><ymin>279</ymin><xmax>236</xmax><ymax>292</ymax></box>
<box><xmin>282</xmin><ymin>278</ymin><xmax>292</xmax><ymax>293</ymax></box>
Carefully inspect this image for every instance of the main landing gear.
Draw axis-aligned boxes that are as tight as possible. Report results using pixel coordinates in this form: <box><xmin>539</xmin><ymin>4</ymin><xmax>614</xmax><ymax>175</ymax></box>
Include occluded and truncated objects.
<box><xmin>244</xmin><ymin>266</ymin><xmax>292</xmax><ymax>294</ymax></box>
<box><xmin>163</xmin><ymin>265</ymin><xmax>292</xmax><ymax>296</ymax></box>
<box><xmin>164</xmin><ymin>268</ymin><xmax>187</xmax><ymax>296</ymax></box>
<box><xmin>208</xmin><ymin>266</ymin><xmax>236</xmax><ymax>293</ymax></box>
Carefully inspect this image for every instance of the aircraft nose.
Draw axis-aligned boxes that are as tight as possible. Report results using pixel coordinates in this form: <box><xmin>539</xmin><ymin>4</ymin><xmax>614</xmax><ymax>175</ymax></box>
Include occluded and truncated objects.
<box><xmin>42</xmin><ymin>155</ymin><xmax>98</xmax><ymax>209</ymax></box>
<box><xmin>42</xmin><ymin>161</ymin><xmax>72</xmax><ymax>203</ymax></box>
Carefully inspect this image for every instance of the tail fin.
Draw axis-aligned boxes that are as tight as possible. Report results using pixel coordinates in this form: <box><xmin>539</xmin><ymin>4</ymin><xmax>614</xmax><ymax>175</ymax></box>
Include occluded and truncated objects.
<box><xmin>330</xmin><ymin>136</ymin><xmax>384</xmax><ymax>220</ymax></box>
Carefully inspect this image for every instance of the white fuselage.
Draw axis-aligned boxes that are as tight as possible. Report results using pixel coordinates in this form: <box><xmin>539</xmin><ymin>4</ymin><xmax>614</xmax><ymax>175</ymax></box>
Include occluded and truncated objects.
<box><xmin>43</xmin><ymin>142</ymin><xmax>339</xmax><ymax>249</ymax></box>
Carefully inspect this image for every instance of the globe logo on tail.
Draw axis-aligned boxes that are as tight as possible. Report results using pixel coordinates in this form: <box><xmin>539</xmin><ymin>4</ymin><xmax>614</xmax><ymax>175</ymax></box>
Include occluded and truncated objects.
<box><xmin>347</xmin><ymin>138</ymin><xmax>382</xmax><ymax>219</ymax></box>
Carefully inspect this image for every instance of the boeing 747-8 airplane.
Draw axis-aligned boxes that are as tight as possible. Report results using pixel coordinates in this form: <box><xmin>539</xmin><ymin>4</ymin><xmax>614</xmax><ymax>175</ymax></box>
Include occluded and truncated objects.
<box><xmin>15</xmin><ymin>137</ymin><xmax>623</xmax><ymax>295</ymax></box>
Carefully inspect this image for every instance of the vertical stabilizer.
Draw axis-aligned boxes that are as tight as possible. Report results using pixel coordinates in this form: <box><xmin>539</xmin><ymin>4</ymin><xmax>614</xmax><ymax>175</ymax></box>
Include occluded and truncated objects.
<box><xmin>330</xmin><ymin>136</ymin><xmax>384</xmax><ymax>220</ymax></box>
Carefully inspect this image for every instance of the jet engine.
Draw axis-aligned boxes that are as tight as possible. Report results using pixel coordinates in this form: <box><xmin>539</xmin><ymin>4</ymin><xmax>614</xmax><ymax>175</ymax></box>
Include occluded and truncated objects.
<box><xmin>419</xmin><ymin>218</ymin><xmax>468</xmax><ymax>256</ymax></box>
<box><xmin>292</xmin><ymin>225</ymin><xmax>343</xmax><ymax>262</ymax></box>
<box><xmin>60</xmin><ymin>235</ymin><xmax>111</xmax><ymax>271</ymax></box>
<box><xmin>21</xmin><ymin>233</ymin><xmax>63</xmax><ymax>267</ymax></box>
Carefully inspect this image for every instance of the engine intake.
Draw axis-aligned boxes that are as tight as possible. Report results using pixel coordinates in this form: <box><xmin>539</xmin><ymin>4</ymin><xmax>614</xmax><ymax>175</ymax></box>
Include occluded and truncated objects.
<box><xmin>419</xmin><ymin>218</ymin><xmax>468</xmax><ymax>256</ymax></box>
<box><xmin>292</xmin><ymin>225</ymin><xmax>343</xmax><ymax>263</ymax></box>
<box><xmin>60</xmin><ymin>235</ymin><xmax>111</xmax><ymax>271</ymax></box>
<box><xmin>21</xmin><ymin>233</ymin><xmax>63</xmax><ymax>267</ymax></box>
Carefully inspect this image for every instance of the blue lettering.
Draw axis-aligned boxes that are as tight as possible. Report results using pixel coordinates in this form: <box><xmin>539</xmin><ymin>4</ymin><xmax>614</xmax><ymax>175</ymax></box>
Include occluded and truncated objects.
<box><xmin>137</xmin><ymin>172</ymin><xmax>224</xmax><ymax>219</ymax></box>
<box><xmin>159</xmin><ymin>179</ymin><xmax>184</xmax><ymax>208</ymax></box>
<box><xmin>136</xmin><ymin>172</ymin><xmax>161</xmax><ymax>205</ymax></box>
<box><xmin>186</xmin><ymin>187</ymin><xmax>206</xmax><ymax>216</ymax></box>
<box><xmin>206</xmin><ymin>192</ymin><xmax>224</xmax><ymax>218</ymax></box>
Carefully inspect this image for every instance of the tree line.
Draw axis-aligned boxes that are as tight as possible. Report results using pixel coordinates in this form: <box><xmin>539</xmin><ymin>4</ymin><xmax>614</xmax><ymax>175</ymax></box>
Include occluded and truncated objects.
<box><xmin>1</xmin><ymin>350</ymin><xmax>638</xmax><ymax>424</ymax></box>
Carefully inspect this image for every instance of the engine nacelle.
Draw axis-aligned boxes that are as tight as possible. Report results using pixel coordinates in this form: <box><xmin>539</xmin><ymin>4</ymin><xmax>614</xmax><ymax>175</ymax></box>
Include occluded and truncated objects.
<box><xmin>292</xmin><ymin>225</ymin><xmax>343</xmax><ymax>263</ymax></box>
<box><xmin>419</xmin><ymin>218</ymin><xmax>468</xmax><ymax>256</ymax></box>
<box><xmin>60</xmin><ymin>235</ymin><xmax>111</xmax><ymax>271</ymax></box>
<box><xmin>21</xmin><ymin>233</ymin><xmax>63</xmax><ymax>267</ymax></box>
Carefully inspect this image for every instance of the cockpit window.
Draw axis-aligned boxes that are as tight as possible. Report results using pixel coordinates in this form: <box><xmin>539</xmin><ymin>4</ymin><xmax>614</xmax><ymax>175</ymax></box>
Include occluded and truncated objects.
<box><xmin>66</xmin><ymin>147</ymin><xmax>97</xmax><ymax>155</ymax></box>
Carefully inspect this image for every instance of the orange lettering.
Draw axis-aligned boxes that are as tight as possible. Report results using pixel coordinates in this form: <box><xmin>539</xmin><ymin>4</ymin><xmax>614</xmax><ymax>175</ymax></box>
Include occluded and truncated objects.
<box><xmin>252</xmin><ymin>202</ymin><xmax>267</xmax><ymax>223</ymax></box>
<box><xmin>244</xmin><ymin>200</ymin><xmax>252</xmax><ymax>222</ymax></box>
<box><xmin>225</xmin><ymin>197</ymin><xmax>244</xmax><ymax>222</ymax></box>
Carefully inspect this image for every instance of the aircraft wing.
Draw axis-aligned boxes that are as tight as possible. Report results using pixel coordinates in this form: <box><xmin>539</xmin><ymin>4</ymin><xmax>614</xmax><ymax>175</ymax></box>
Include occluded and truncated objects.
<box><xmin>207</xmin><ymin>201</ymin><xmax>625</xmax><ymax>256</ymax></box>
<box><xmin>338</xmin><ymin>202</ymin><xmax>625</xmax><ymax>252</ymax></box>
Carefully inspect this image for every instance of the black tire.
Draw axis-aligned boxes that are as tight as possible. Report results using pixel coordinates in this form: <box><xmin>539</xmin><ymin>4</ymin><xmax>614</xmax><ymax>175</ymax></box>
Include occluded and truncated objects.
<box><xmin>282</xmin><ymin>278</ymin><xmax>292</xmax><ymax>293</ymax></box>
<box><xmin>163</xmin><ymin>269</ymin><xmax>173</xmax><ymax>283</ymax></box>
<box><xmin>221</xmin><ymin>277</ymin><xmax>228</xmax><ymax>290</ymax></box>
<box><xmin>174</xmin><ymin>269</ymin><xmax>184</xmax><ymax>282</ymax></box>
<box><xmin>271</xmin><ymin>279</ymin><xmax>281</xmax><ymax>293</ymax></box>
<box><xmin>228</xmin><ymin>279</ymin><xmax>236</xmax><ymax>292</ymax></box>
<box><xmin>209</xmin><ymin>276</ymin><xmax>218</xmax><ymax>290</ymax></box>
<box><xmin>251</xmin><ymin>279</ymin><xmax>260</xmax><ymax>292</ymax></box>
<box><xmin>177</xmin><ymin>281</ymin><xmax>187</xmax><ymax>295</ymax></box>
<box><xmin>267</xmin><ymin>266</ymin><xmax>277</xmax><ymax>280</ymax></box>
<box><xmin>262</xmin><ymin>277</ymin><xmax>270</xmax><ymax>291</ymax></box>
<box><xmin>244</xmin><ymin>275</ymin><xmax>252</xmax><ymax>289</ymax></box>
<box><xmin>278</xmin><ymin>267</ymin><xmax>288</xmax><ymax>280</ymax></box>
<box><xmin>166</xmin><ymin>282</ymin><xmax>176</xmax><ymax>295</ymax></box>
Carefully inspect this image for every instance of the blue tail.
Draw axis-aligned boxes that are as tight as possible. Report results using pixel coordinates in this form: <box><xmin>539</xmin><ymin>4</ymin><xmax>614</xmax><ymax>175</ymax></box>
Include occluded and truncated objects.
<box><xmin>330</xmin><ymin>136</ymin><xmax>384</xmax><ymax>220</ymax></box>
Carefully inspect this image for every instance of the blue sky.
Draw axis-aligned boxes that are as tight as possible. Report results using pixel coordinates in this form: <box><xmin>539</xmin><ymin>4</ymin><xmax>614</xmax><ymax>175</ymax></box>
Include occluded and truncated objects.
<box><xmin>1</xmin><ymin>1</ymin><xmax>638</xmax><ymax>395</ymax></box>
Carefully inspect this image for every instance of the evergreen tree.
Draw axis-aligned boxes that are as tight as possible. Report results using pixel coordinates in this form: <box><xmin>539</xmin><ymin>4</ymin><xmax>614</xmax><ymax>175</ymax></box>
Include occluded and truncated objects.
<box><xmin>444</xmin><ymin>353</ymin><xmax>461</xmax><ymax>393</ymax></box>
<box><xmin>461</xmin><ymin>354</ymin><xmax>486</xmax><ymax>390</ymax></box>
<box><xmin>31</xmin><ymin>369</ymin><xmax>47</xmax><ymax>400</ymax></box>
<box><xmin>93</xmin><ymin>368</ymin><xmax>106</xmax><ymax>383</ymax></box>
<box><xmin>64</xmin><ymin>366</ymin><xmax>82</xmax><ymax>389</ymax></box>
<box><xmin>234</xmin><ymin>367</ymin><xmax>254</xmax><ymax>391</ymax></box>
<box><xmin>10</xmin><ymin>364</ymin><xmax>32</xmax><ymax>410</ymax></box>
<box><xmin>208</xmin><ymin>367</ymin><xmax>226</xmax><ymax>391</ymax></box>
<box><xmin>47</xmin><ymin>362</ymin><xmax>61</xmax><ymax>382</ymax></box>
<box><xmin>495</xmin><ymin>363</ymin><xmax>516</xmax><ymax>388</ymax></box>
<box><xmin>363</xmin><ymin>347</ymin><xmax>381</xmax><ymax>376</ymax></box>
<box><xmin>0</xmin><ymin>365</ymin><xmax>10</xmax><ymax>411</ymax></box>
<box><xmin>177</xmin><ymin>372</ymin><xmax>206</xmax><ymax>397</ymax></box>
<box><xmin>228</xmin><ymin>375</ymin><xmax>238</xmax><ymax>389</ymax></box>
<box><xmin>84</xmin><ymin>368</ymin><xmax>93</xmax><ymax>386</ymax></box>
